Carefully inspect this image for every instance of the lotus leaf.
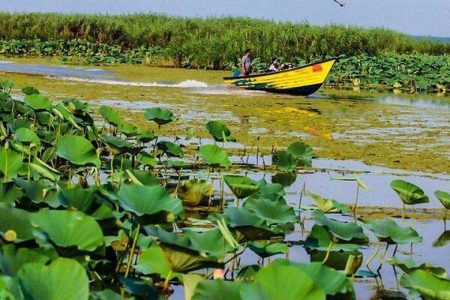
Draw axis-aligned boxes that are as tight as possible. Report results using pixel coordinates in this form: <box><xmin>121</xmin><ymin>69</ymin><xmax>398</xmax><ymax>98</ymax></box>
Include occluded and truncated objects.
<box><xmin>205</xmin><ymin>120</ymin><xmax>235</xmax><ymax>142</ymax></box>
<box><xmin>21</xmin><ymin>86</ymin><xmax>39</xmax><ymax>95</ymax></box>
<box><xmin>435</xmin><ymin>190</ymin><xmax>450</xmax><ymax>209</ymax></box>
<box><xmin>244</xmin><ymin>262</ymin><xmax>326</xmax><ymax>300</ymax></box>
<box><xmin>309</xmin><ymin>192</ymin><xmax>349</xmax><ymax>213</ymax></box>
<box><xmin>271</xmin><ymin>172</ymin><xmax>296</xmax><ymax>187</ymax></box>
<box><xmin>272</xmin><ymin>151</ymin><xmax>296</xmax><ymax>171</ymax></box>
<box><xmin>116</xmin><ymin>185</ymin><xmax>183</xmax><ymax>218</ymax></box>
<box><xmin>24</xmin><ymin>94</ymin><xmax>52</xmax><ymax>110</ymax></box>
<box><xmin>243</xmin><ymin>197</ymin><xmax>297</xmax><ymax>225</ymax></box>
<box><xmin>390</xmin><ymin>179</ymin><xmax>429</xmax><ymax>205</ymax></box>
<box><xmin>400</xmin><ymin>269</ymin><xmax>450</xmax><ymax>300</ymax></box>
<box><xmin>433</xmin><ymin>231</ymin><xmax>450</xmax><ymax>248</ymax></box>
<box><xmin>304</xmin><ymin>225</ymin><xmax>362</xmax><ymax>252</ymax></box>
<box><xmin>136</xmin><ymin>153</ymin><xmax>157</xmax><ymax>167</ymax></box>
<box><xmin>117</xmin><ymin>122</ymin><xmax>138</xmax><ymax>136</ymax></box>
<box><xmin>0</xmin><ymin>148</ymin><xmax>24</xmax><ymax>181</ymax></box>
<box><xmin>17</xmin><ymin>258</ymin><xmax>89</xmax><ymax>300</ymax></box>
<box><xmin>157</xmin><ymin>141</ymin><xmax>183</xmax><ymax>157</ymax></box>
<box><xmin>178</xmin><ymin>179</ymin><xmax>213</xmax><ymax>207</ymax></box>
<box><xmin>31</xmin><ymin>209</ymin><xmax>104</xmax><ymax>252</ymax></box>
<box><xmin>0</xmin><ymin>245</ymin><xmax>52</xmax><ymax>276</ymax></box>
<box><xmin>364</xmin><ymin>218</ymin><xmax>422</xmax><ymax>245</ymax></box>
<box><xmin>56</xmin><ymin>135</ymin><xmax>100</xmax><ymax>167</ymax></box>
<box><xmin>136</xmin><ymin>130</ymin><xmax>157</xmax><ymax>143</ymax></box>
<box><xmin>192</xmin><ymin>280</ymin><xmax>245</xmax><ymax>300</ymax></box>
<box><xmin>271</xmin><ymin>260</ymin><xmax>355</xmax><ymax>298</ymax></box>
<box><xmin>248</xmin><ymin>241</ymin><xmax>288</xmax><ymax>258</ymax></box>
<box><xmin>388</xmin><ymin>257</ymin><xmax>447</xmax><ymax>278</ymax></box>
<box><xmin>286</xmin><ymin>141</ymin><xmax>314</xmax><ymax>167</ymax></box>
<box><xmin>223</xmin><ymin>175</ymin><xmax>259</xmax><ymax>199</ymax></box>
<box><xmin>99</xmin><ymin>106</ymin><xmax>122</xmax><ymax>125</ymax></box>
<box><xmin>199</xmin><ymin>144</ymin><xmax>230</xmax><ymax>167</ymax></box>
<box><xmin>59</xmin><ymin>186</ymin><xmax>95</xmax><ymax>212</ymax></box>
<box><xmin>0</xmin><ymin>207</ymin><xmax>33</xmax><ymax>242</ymax></box>
<box><xmin>99</xmin><ymin>134</ymin><xmax>134</xmax><ymax>155</ymax></box>
<box><xmin>312</xmin><ymin>211</ymin><xmax>368</xmax><ymax>243</ymax></box>
<box><xmin>144</xmin><ymin>107</ymin><xmax>176</xmax><ymax>126</ymax></box>
<box><xmin>14</xmin><ymin>128</ymin><xmax>41</xmax><ymax>146</ymax></box>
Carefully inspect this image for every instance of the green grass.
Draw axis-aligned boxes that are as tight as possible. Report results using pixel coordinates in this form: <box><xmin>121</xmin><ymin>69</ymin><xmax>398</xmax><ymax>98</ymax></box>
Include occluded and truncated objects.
<box><xmin>0</xmin><ymin>13</ymin><xmax>449</xmax><ymax>69</ymax></box>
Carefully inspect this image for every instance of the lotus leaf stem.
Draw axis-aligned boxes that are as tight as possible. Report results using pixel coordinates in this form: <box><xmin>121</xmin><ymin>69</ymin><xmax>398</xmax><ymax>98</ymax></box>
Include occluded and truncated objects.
<box><xmin>365</xmin><ymin>242</ymin><xmax>382</xmax><ymax>272</ymax></box>
<box><xmin>163</xmin><ymin>269</ymin><xmax>174</xmax><ymax>291</ymax></box>
<box><xmin>124</xmin><ymin>223</ymin><xmax>140</xmax><ymax>278</ymax></box>
<box><xmin>322</xmin><ymin>241</ymin><xmax>334</xmax><ymax>264</ymax></box>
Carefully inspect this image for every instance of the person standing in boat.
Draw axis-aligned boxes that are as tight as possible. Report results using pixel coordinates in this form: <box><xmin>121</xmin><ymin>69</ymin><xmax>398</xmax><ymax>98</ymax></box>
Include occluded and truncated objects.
<box><xmin>240</xmin><ymin>49</ymin><xmax>252</xmax><ymax>76</ymax></box>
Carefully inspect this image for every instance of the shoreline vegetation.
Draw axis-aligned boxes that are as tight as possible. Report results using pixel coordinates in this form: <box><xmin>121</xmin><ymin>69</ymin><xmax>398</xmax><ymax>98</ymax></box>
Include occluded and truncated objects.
<box><xmin>0</xmin><ymin>13</ymin><xmax>449</xmax><ymax>93</ymax></box>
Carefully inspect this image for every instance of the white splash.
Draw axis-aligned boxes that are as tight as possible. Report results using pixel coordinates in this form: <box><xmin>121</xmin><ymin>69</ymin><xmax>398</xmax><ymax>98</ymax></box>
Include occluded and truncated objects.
<box><xmin>45</xmin><ymin>76</ymin><xmax>208</xmax><ymax>88</ymax></box>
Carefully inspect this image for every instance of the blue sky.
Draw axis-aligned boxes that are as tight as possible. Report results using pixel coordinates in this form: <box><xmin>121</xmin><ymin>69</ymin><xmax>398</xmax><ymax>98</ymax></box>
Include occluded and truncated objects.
<box><xmin>1</xmin><ymin>0</ymin><xmax>449</xmax><ymax>37</ymax></box>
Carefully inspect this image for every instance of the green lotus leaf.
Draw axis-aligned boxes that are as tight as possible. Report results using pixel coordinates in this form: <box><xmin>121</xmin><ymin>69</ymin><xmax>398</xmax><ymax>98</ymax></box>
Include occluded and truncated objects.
<box><xmin>144</xmin><ymin>107</ymin><xmax>176</xmax><ymax>126</ymax></box>
<box><xmin>250</xmin><ymin>182</ymin><xmax>285</xmax><ymax>202</ymax></box>
<box><xmin>28</xmin><ymin>157</ymin><xmax>60</xmax><ymax>181</ymax></box>
<box><xmin>17</xmin><ymin>258</ymin><xmax>89</xmax><ymax>300</ymax></box>
<box><xmin>138</xmin><ymin>227</ymin><xmax>224</xmax><ymax>274</ymax></box>
<box><xmin>0</xmin><ymin>148</ymin><xmax>24</xmax><ymax>180</ymax></box>
<box><xmin>59</xmin><ymin>186</ymin><xmax>95</xmax><ymax>212</ymax></box>
<box><xmin>312</xmin><ymin>210</ymin><xmax>368</xmax><ymax>244</ymax></box>
<box><xmin>13</xmin><ymin>178</ymin><xmax>58</xmax><ymax>206</ymax></box>
<box><xmin>0</xmin><ymin>245</ymin><xmax>54</xmax><ymax>276</ymax></box>
<box><xmin>433</xmin><ymin>231</ymin><xmax>450</xmax><ymax>248</ymax></box>
<box><xmin>364</xmin><ymin>218</ymin><xmax>422</xmax><ymax>245</ymax></box>
<box><xmin>136</xmin><ymin>130</ymin><xmax>157</xmax><ymax>143</ymax></box>
<box><xmin>163</xmin><ymin>159</ymin><xmax>192</xmax><ymax>169</ymax></box>
<box><xmin>390</xmin><ymin>179</ymin><xmax>429</xmax><ymax>205</ymax></box>
<box><xmin>99</xmin><ymin>134</ymin><xmax>134</xmax><ymax>155</ymax></box>
<box><xmin>14</xmin><ymin>127</ymin><xmax>41</xmax><ymax>146</ymax></box>
<box><xmin>0</xmin><ymin>274</ymin><xmax>22</xmax><ymax>299</ymax></box>
<box><xmin>244</xmin><ymin>261</ymin><xmax>326</xmax><ymax>300</ymax></box>
<box><xmin>90</xmin><ymin>289</ymin><xmax>125</xmax><ymax>300</ymax></box>
<box><xmin>248</xmin><ymin>241</ymin><xmax>288</xmax><ymax>258</ymax></box>
<box><xmin>24</xmin><ymin>94</ymin><xmax>52</xmax><ymax>110</ymax></box>
<box><xmin>309</xmin><ymin>192</ymin><xmax>349</xmax><ymax>213</ymax></box>
<box><xmin>243</xmin><ymin>197</ymin><xmax>298</xmax><ymax>225</ymax></box>
<box><xmin>435</xmin><ymin>190</ymin><xmax>450</xmax><ymax>209</ymax></box>
<box><xmin>116</xmin><ymin>185</ymin><xmax>183</xmax><ymax>218</ymax></box>
<box><xmin>272</xmin><ymin>172</ymin><xmax>296</xmax><ymax>187</ymax></box>
<box><xmin>99</xmin><ymin>105</ymin><xmax>122</xmax><ymax>125</ymax></box>
<box><xmin>199</xmin><ymin>144</ymin><xmax>230</xmax><ymax>167</ymax></box>
<box><xmin>119</xmin><ymin>277</ymin><xmax>159</xmax><ymax>299</ymax></box>
<box><xmin>223</xmin><ymin>175</ymin><xmax>259</xmax><ymax>199</ymax></box>
<box><xmin>0</xmin><ymin>182</ymin><xmax>23</xmax><ymax>208</ymax></box>
<box><xmin>205</xmin><ymin>120</ymin><xmax>235</xmax><ymax>142</ymax></box>
<box><xmin>236</xmin><ymin>265</ymin><xmax>260</xmax><ymax>281</ymax></box>
<box><xmin>117</xmin><ymin>122</ymin><xmax>138</xmax><ymax>136</ymax></box>
<box><xmin>304</xmin><ymin>225</ymin><xmax>362</xmax><ymax>252</ymax></box>
<box><xmin>136</xmin><ymin>153</ymin><xmax>157</xmax><ymax>167</ymax></box>
<box><xmin>31</xmin><ymin>209</ymin><xmax>104</xmax><ymax>252</ymax></box>
<box><xmin>218</xmin><ymin>207</ymin><xmax>283</xmax><ymax>241</ymax></box>
<box><xmin>126</xmin><ymin>169</ymin><xmax>160</xmax><ymax>186</ymax></box>
<box><xmin>388</xmin><ymin>257</ymin><xmax>447</xmax><ymax>278</ymax></box>
<box><xmin>270</xmin><ymin>260</ymin><xmax>355</xmax><ymax>299</ymax></box>
<box><xmin>178</xmin><ymin>179</ymin><xmax>213</xmax><ymax>207</ymax></box>
<box><xmin>400</xmin><ymin>269</ymin><xmax>450</xmax><ymax>300</ymax></box>
<box><xmin>21</xmin><ymin>86</ymin><xmax>39</xmax><ymax>95</ymax></box>
<box><xmin>192</xmin><ymin>280</ymin><xmax>245</xmax><ymax>300</ymax></box>
<box><xmin>157</xmin><ymin>141</ymin><xmax>183</xmax><ymax>157</ymax></box>
<box><xmin>56</xmin><ymin>135</ymin><xmax>100</xmax><ymax>167</ymax></box>
<box><xmin>0</xmin><ymin>207</ymin><xmax>33</xmax><ymax>242</ymax></box>
<box><xmin>53</xmin><ymin>104</ymin><xmax>82</xmax><ymax>130</ymax></box>
<box><xmin>272</xmin><ymin>150</ymin><xmax>296</xmax><ymax>171</ymax></box>
<box><xmin>286</xmin><ymin>141</ymin><xmax>314</xmax><ymax>167</ymax></box>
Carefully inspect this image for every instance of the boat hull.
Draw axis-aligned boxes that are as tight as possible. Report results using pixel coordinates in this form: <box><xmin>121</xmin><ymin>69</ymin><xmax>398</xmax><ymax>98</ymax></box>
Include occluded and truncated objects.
<box><xmin>223</xmin><ymin>58</ymin><xmax>336</xmax><ymax>96</ymax></box>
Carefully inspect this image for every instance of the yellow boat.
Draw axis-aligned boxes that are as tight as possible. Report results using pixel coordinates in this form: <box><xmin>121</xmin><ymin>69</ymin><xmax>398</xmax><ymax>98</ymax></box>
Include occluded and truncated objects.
<box><xmin>223</xmin><ymin>58</ymin><xmax>336</xmax><ymax>96</ymax></box>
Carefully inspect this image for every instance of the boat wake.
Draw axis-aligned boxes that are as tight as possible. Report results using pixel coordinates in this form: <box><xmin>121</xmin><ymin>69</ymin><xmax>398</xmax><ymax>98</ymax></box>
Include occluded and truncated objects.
<box><xmin>45</xmin><ymin>76</ymin><xmax>208</xmax><ymax>88</ymax></box>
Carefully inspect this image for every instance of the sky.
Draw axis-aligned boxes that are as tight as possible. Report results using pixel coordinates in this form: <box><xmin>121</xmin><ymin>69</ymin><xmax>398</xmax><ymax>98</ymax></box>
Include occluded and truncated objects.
<box><xmin>0</xmin><ymin>0</ymin><xmax>449</xmax><ymax>37</ymax></box>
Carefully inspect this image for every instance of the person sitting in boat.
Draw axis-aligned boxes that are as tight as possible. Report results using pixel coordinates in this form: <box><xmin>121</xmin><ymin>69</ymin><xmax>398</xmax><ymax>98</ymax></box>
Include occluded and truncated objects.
<box><xmin>268</xmin><ymin>58</ymin><xmax>279</xmax><ymax>72</ymax></box>
<box><xmin>240</xmin><ymin>49</ymin><xmax>252</xmax><ymax>76</ymax></box>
